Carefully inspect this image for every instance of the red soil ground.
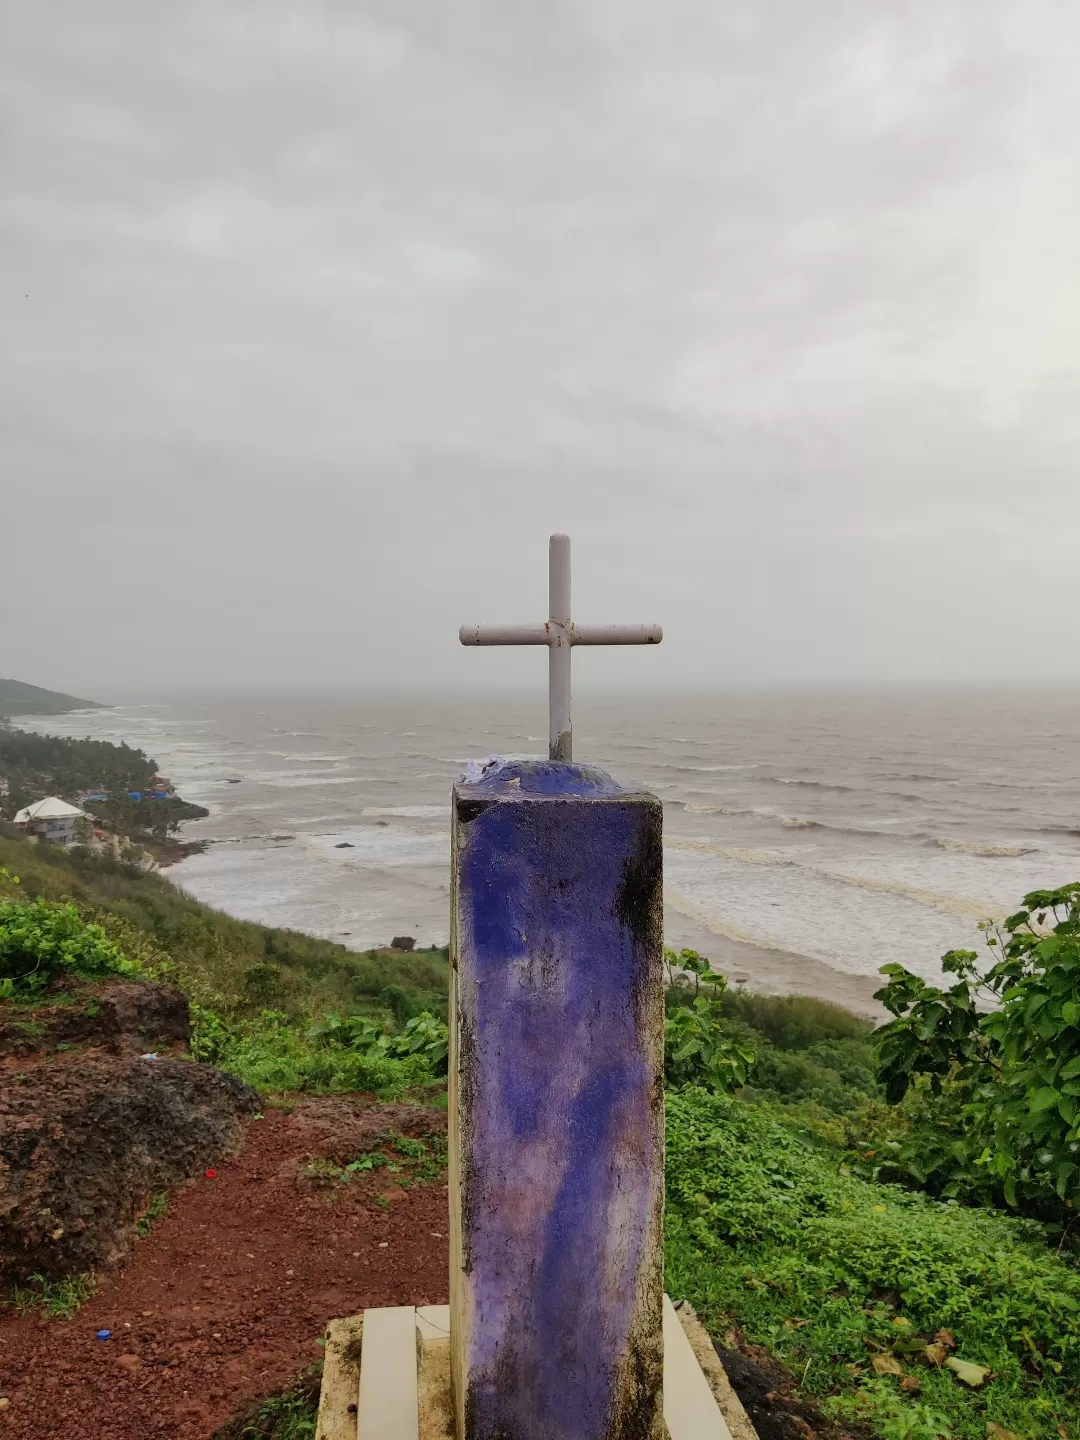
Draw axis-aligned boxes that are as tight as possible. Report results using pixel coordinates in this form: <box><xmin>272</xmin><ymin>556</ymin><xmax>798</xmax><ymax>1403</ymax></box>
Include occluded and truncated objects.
<box><xmin>0</xmin><ymin>1099</ymin><xmax>450</xmax><ymax>1440</ymax></box>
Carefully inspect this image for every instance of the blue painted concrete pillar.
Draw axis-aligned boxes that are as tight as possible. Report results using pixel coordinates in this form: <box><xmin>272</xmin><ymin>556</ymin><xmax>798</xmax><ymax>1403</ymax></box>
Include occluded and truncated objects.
<box><xmin>449</xmin><ymin>759</ymin><xmax>665</xmax><ymax>1440</ymax></box>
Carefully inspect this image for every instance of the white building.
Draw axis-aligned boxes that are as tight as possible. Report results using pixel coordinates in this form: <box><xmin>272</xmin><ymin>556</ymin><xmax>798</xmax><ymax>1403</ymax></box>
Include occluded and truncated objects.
<box><xmin>13</xmin><ymin>796</ymin><xmax>85</xmax><ymax>845</ymax></box>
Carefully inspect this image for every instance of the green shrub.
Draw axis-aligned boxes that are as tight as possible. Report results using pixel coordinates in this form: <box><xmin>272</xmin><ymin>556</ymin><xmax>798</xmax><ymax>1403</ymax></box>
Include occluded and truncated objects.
<box><xmin>874</xmin><ymin>883</ymin><xmax>1080</xmax><ymax>1215</ymax></box>
<box><xmin>0</xmin><ymin>882</ymin><xmax>136</xmax><ymax>997</ymax></box>
<box><xmin>722</xmin><ymin>989</ymin><xmax>873</xmax><ymax>1050</ymax></box>
<box><xmin>202</xmin><ymin>1008</ymin><xmax>445</xmax><ymax>1098</ymax></box>
<box><xmin>665</xmin><ymin>1087</ymin><xmax>1080</xmax><ymax>1440</ymax></box>
<box><xmin>664</xmin><ymin>948</ymin><xmax>756</xmax><ymax>1092</ymax></box>
<box><xmin>741</xmin><ymin>1035</ymin><xmax>877</xmax><ymax>1118</ymax></box>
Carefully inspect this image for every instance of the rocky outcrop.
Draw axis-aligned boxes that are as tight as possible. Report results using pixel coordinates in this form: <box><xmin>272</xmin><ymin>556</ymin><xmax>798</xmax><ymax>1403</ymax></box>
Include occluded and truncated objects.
<box><xmin>0</xmin><ymin>978</ymin><xmax>190</xmax><ymax>1060</ymax></box>
<box><xmin>0</xmin><ymin>1051</ymin><xmax>258</xmax><ymax>1280</ymax></box>
<box><xmin>0</xmin><ymin>977</ymin><xmax>257</xmax><ymax>1281</ymax></box>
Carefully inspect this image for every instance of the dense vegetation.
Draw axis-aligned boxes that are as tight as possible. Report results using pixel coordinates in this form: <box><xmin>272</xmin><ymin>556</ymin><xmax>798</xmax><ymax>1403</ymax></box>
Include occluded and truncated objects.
<box><xmin>664</xmin><ymin>945</ymin><xmax>878</xmax><ymax>1132</ymax></box>
<box><xmin>2</xmin><ymin>830</ymin><xmax>1079</xmax><ymax>1438</ymax></box>
<box><xmin>0</xmin><ymin>677</ymin><xmax>103</xmax><ymax>718</ymax></box>
<box><xmin>0</xmin><ymin>835</ymin><xmax>450</xmax><ymax>1099</ymax></box>
<box><xmin>871</xmin><ymin>884</ymin><xmax>1080</xmax><ymax>1221</ymax></box>
<box><xmin>0</xmin><ymin>729</ymin><xmax>157</xmax><ymax>804</ymax></box>
<box><xmin>667</xmin><ymin>1089</ymin><xmax>1080</xmax><ymax>1440</ymax></box>
<box><xmin>0</xmin><ymin>729</ymin><xmax>210</xmax><ymax>842</ymax></box>
<box><xmin>660</xmin><ymin>897</ymin><xmax>1080</xmax><ymax>1439</ymax></box>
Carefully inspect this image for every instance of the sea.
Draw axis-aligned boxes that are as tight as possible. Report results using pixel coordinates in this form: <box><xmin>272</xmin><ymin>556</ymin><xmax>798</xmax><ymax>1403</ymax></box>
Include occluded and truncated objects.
<box><xmin>19</xmin><ymin>689</ymin><xmax>1080</xmax><ymax>1004</ymax></box>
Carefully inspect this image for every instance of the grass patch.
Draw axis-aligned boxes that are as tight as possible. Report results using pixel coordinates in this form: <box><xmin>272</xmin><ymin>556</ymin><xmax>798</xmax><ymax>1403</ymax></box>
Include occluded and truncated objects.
<box><xmin>211</xmin><ymin>1364</ymin><xmax>322</xmax><ymax>1439</ymax></box>
<box><xmin>298</xmin><ymin>1132</ymin><xmax>447</xmax><ymax>1189</ymax></box>
<box><xmin>666</xmin><ymin>1088</ymin><xmax>1080</xmax><ymax>1440</ymax></box>
<box><xmin>195</xmin><ymin>1009</ymin><xmax>444</xmax><ymax>1098</ymax></box>
<box><xmin>3</xmin><ymin>1271</ymin><xmax>96</xmax><ymax>1319</ymax></box>
<box><xmin>135</xmin><ymin>1192</ymin><xmax>168</xmax><ymax>1238</ymax></box>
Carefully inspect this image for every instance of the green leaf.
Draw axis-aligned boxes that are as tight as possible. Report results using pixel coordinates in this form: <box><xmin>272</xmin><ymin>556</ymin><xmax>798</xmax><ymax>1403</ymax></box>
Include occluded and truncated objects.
<box><xmin>1029</xmin><ymin>1086</ymin><xmax>1062</xmax><ymax>1113</ymax></box>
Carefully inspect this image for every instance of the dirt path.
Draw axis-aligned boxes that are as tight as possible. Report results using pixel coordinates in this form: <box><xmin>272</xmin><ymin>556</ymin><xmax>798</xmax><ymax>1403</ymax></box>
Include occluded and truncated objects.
<box><xmin>0</xmin><ymin>1099</ymin><xmax>450</xmax><ymax>1440</ymax></box>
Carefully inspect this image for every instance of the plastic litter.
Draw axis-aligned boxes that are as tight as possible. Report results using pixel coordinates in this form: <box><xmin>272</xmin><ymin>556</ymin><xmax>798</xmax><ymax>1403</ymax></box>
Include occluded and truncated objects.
<box><xmin>140</xmin><ymin>1053</ymin><xmax>160</xmax><ymax>1061</ymax></box>
<box><xmin>204</xmin><ymin>1168</ymin><xmax>217</xmax><ymax>1179</ymax></box>
<box><xmin>95</xmin><ymin>1329</ymin><xmax>111</xmax><ymax>1341</ymax></box>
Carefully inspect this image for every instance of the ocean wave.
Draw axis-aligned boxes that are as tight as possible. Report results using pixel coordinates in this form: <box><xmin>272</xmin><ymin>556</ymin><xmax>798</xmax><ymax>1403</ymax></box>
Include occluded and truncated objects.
<box><xmin>666</xmin><ymin>836</ymin><xmax>791</xmax><ymax>866</ymax></box>
<box><xmin>681</xmin><ymin>802</ymin><xmax>907</xmax><ymax>839</ymax></box>
<box><xmin>258</xmin><ymin>776</ymin><xmax>365</xmax><ymax>788</ymax></box>
<box><xmin>362</xmin><ymin>805</ymin><xmax>451</xmax><ymax>819</ymax></box>
<box><xmin>658</xmin><ymin>763</ymin><xmax>756</xmax><ymax>773</ymax></box>
<box><xmin>668</xmin><ymin>837</ymin><xmax>1005</xmax><ymax>922</ymax></box>
<box><xmin>283</xmin><ymin>815</ymin><xmax>350</xmax><ymax>826</ymax></box>
<box><xmin>682</xmin><ymin>803</ymin><xmax>750</xmax><ymax>816</ymax></box>
<box><xmin>768</xmin><ymin>777</ymin><xmax>859</xmax><ymax>793</ymax></box>
<box><xmin>276</xmin><ymin>753</ymin><xmax>350</xmax><ymax>763</ymax></box>
<box><xmin>813</xmin><ymin>867</ymin><xmax>1004</xmax><ymax>921</ymax></box>
<box><xmin>663</xmin><ymin>887</ymin><xmax>793</xmax><ymax>953</ymax></box>
<box><xmin>763</xmin><ymin>776</ymin><xmax>940</xmax><ymax>805</ymax></box>
<box><xmin>881</xmin><ymin>772</ymin><xmax>957</xmax><ymax>783</ymax></box>
<box><xmin>937</xmin><ymin>838</ymin><xmax>1037</xmax><ymax>858</ymax></box>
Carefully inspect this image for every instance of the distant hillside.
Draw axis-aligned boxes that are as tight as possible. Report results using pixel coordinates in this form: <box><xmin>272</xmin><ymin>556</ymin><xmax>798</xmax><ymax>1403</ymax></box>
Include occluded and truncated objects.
<box><xmin>0</xmin><ymin>678</ymin><xmax>105</xmax><ymax>717</ymax></box>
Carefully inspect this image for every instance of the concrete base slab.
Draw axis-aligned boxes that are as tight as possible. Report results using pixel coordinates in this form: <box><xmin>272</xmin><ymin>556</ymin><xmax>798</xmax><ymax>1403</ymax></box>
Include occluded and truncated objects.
<box><xmin>316</xmin><ymin>1300</ymin><xmax>755</xmax><ymax>1440</ymax></box>
<box><xmin>669</xmin><ymin>1302</ymin><xmax>757</xmax><ymax>1440</ymax></box>
<box><xmin>316</xmin><ymin>1315</ymin><xmax>364</xmax><ymax>1440</ymax></box>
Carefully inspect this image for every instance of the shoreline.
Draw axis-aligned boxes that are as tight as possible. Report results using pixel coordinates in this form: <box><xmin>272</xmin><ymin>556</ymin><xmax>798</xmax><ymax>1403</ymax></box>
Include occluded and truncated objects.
<box><xmin>165</xmin><ymin>839</ymin><xmax>887</xmax><ymax>1021</ymax></box>
<box><xmin>662</xmin><ymin>905</ymin><xmax>887</xmax><ymax>1020</ymax></box>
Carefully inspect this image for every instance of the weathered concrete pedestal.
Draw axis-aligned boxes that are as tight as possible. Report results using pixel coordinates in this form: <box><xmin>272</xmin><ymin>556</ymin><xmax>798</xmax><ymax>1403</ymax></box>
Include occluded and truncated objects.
<box><xmin>449</xmin><ymin>759</ymin><xmax>666</xmax><ymax>1440</ymax></box>
<box><xmin>313</xmin><ymin>759</ymin><xmax>748</xmax><ymax>1440</ymax></box>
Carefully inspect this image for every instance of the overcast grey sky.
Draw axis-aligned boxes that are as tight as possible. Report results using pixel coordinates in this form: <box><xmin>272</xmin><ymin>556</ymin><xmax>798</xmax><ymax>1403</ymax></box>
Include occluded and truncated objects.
<box><xmin>2</xmin><ymin>0</ymin><xmax>1078</xmax><ymax>695</ymax></box>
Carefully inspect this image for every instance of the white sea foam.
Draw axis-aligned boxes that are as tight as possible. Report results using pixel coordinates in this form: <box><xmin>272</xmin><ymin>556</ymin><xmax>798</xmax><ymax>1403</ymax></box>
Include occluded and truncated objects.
<box><xmin>937</xmin><ymin>837</ymin><xmax>1037</xmax><ymax>858</ymax></box>
<box><xmin>361</xmin><ymin>805</ymin><xmax>451</xmax><ymax>819</ymax></box>
<box><xmin>256</xmin><ymin>775</ymin><xmax>368</xmax><ymax>788</ymax></box>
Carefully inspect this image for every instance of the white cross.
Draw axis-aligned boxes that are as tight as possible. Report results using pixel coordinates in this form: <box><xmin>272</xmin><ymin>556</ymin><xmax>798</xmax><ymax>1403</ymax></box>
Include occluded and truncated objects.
<box><xmin>459</xmin><ymin>533</ymin><xmax>663</xmax><ymax>762</ymax></box>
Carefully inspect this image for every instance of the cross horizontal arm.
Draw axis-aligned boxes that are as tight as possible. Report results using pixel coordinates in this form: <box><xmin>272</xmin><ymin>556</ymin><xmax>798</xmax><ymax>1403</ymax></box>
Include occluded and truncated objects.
<box><xmin>459</xmin><ymin>624</ymin><xmax>550</xmax><ymax>646</ymax></box>
<box><xmin>459</xmin><ymin>622</ymin><xmax>662</xmax><ymax>647</ymax></box>
<box><xmin>572</xmin><ymin>624</ymin><xmax>663</xmax><ymax>645</ymax></box>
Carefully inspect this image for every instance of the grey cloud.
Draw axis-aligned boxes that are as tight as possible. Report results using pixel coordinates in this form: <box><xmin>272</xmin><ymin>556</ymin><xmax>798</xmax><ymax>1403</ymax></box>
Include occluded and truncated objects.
<box><xmin>2</xmin><ymin>0</ymin><xmax>1078</xmax><ymax>692</ymax></box>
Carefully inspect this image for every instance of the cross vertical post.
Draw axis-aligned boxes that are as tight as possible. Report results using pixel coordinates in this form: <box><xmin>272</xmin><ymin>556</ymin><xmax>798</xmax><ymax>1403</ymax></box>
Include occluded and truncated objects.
<box><xmin>459</xmin><ymin>532</ymin><xmax>662</xmax><ymax>762</ymax></box>
<box><xmin>548</xmin><ymin>533</ymin><xmax>572</xmax><ymax>761</ymax></box>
